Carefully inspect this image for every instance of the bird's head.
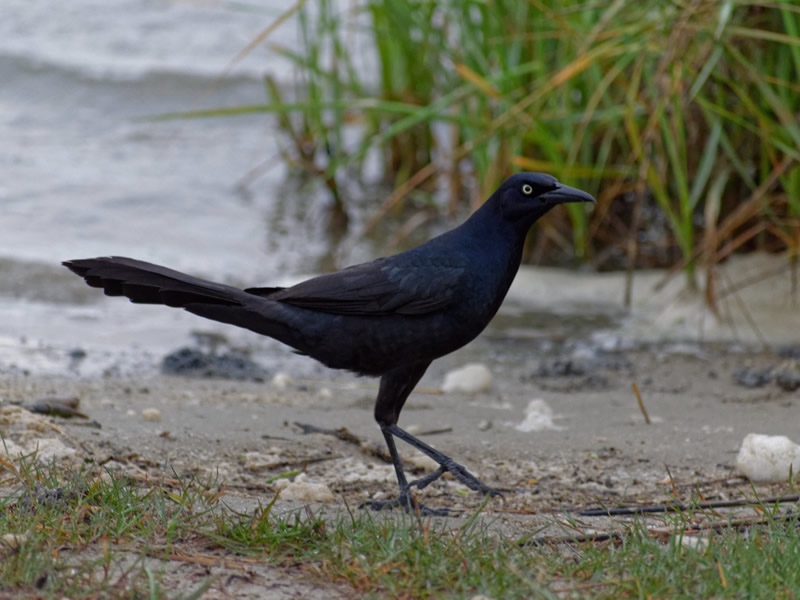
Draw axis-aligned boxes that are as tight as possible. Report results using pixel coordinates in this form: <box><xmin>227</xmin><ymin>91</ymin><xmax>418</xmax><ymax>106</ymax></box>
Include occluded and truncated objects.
<box><xmin>493</xmin><ymin>172</ymin><xmax>596</xmax><ymax>225</ymax></box>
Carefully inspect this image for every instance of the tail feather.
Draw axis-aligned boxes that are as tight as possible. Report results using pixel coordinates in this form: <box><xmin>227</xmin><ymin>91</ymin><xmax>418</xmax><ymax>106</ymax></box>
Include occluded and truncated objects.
<box><xmin>63</xmin><ymin>256</ymin><xmax>323</xmax><ymax>360</ymax></box>
<box><xmin>63</xmin><ymin>256</ymin><xmax>247</xmax><ymax>307</ymax></box>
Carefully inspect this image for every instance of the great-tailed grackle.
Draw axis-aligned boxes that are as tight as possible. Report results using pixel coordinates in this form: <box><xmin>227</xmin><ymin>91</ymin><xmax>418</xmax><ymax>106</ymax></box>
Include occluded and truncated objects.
<box><xmin>64</xmin><ymin>172</ymin><xmax>595</xmax><ymax>515</ymax></box>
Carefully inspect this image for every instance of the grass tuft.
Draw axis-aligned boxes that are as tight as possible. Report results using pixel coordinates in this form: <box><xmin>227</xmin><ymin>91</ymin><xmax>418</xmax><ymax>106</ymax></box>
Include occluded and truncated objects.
<box><xmin>3</xmin><ymin>454</ymin><xmax>800</xmax><ymax>597</ymax></box>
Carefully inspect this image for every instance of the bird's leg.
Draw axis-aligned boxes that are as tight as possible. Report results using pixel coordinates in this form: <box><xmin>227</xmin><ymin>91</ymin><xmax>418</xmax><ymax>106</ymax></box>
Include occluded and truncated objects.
<box><xmin>361</xmin><ymin>361</ymin><xmax>462</xmax><ymax>516</ymax></box>
<box><xmin>382</xmin><ymin>425</ymin><xmax>409</xmax><ymax>490</ymax></box>
<box><xmin>360</xmin><ymin>362</ymin><xmax>502</xmax><ymax>515</ymax></box>
<box><xmin>361</xmin><ymin>426</ymin><xmax>460</xmax><ymax>517</ymax></box>
<box><xmin>388</xmin><ymin>424</ymin><xmax>503</xmax><ymax>499</ymax></box>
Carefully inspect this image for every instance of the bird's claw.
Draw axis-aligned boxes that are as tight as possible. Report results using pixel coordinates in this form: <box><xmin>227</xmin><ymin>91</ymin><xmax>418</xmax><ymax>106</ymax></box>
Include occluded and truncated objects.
<box><xmin>438</xmin><ymin>459</ymin><xmax>505</xmax><ymax>500</ymax></box>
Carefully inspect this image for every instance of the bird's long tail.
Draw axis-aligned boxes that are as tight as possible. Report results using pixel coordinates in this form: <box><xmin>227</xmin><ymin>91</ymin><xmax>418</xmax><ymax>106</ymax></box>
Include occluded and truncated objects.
<box><xmin>63</xmin><ymin>256</ymin><xmax>254</xmax><ymax>308</ymax></box>
<box><xmin>62</xmin><ymin>256</ymin><xmax>302</xmax><ymax>345</ymax></box>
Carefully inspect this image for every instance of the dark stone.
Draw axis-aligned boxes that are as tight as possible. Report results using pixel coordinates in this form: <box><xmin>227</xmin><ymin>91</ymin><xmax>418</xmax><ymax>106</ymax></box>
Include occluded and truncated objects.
<box><xmin>536</xmin><ymin>347</ymin><xmax>631</xmax><ymax>378</ymax></box>
<box><xmin>732</xmin><ymin>367</ymin><xmax>773</xmax><ymax>388</ymax></box>
<box><xmin>777</xmin><ymin>346</ymin><xmax>800</xmax><ymax>359</ymax></box>
<box><xmin>68</xmin><ymin>348</ymin><xmax>87</xmax><ymax>360</ymax></box>
<box><xmin>161</xmin><ymin>347</ymin><xmax>269</xmax><ymax>381</ymax></box>
<box><xmin>537</xmin><ymin>357</ymin><xmax>589</xmax><ymax>377</ymax></box>
<box><xmin>774</xmin><ymin>361</ymin><xmax>800</xmax><ymax>392</ymax></box>
<box><xmin>16</xmin><ymin>483</ymin><xmax>80</xmax><ymax>513</ymax></box>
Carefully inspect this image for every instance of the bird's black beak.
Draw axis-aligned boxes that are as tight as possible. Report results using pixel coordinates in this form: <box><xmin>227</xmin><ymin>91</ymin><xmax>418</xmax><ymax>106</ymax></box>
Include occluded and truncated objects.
<box><xmin>541</xmin><ymin>183</ymin><xmax>596</xmax><ymax>205</ymax></box>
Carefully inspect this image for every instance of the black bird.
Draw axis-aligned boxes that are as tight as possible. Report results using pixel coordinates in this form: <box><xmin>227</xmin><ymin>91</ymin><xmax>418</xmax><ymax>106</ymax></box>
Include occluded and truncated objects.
<box><xmin>63</xmin><ymin>172</ymin><xmax>595</xmax><ymax>515</ymax></box>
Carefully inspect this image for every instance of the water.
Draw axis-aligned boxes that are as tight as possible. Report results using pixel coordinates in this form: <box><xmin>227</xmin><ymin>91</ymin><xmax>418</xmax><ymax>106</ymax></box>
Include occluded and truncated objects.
<box><xmin>0</xmin><ymin>1</ymin><xmax>620</xmax><ymax>375</ymax></box>
<box><xmin>0</xmin><ymin>2</ymin><xmax>312</xmax><ymax>370</ymax></box>
<box><xmin>1</xmin><ymin>1</ymin><xmax>328</xmax><ymax>274</ymax></box>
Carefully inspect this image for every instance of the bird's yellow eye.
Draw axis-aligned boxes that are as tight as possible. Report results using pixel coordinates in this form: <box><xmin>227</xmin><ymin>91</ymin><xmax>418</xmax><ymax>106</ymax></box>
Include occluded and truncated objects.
<box><xmin>522</xmin><ymin>184</ymin><xmax>533</xmax><ymax>195</ymax></box>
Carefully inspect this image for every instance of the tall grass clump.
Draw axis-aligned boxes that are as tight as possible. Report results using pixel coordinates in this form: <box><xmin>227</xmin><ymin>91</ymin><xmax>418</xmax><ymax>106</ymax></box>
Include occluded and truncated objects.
<box><xmin>201</xmin><ymin>1</ymin><xmax>800</xmax><ymax>291</ymax></box>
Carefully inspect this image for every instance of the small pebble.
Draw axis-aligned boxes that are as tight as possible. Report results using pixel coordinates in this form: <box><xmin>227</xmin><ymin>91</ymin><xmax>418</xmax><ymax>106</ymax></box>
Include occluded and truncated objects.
<box><xmin>271</xmin><ymin>372</ymin><xmax>293</xmax><ymax>390</ymax></box>
<box><xmin>1</xmin><ymin>533</ymin><xmax>27</xmax><ymax>548</ymax></box>
<box><xmin>732</xmin><ymin>366</ymin><xmax>772</xmax><ymax>388</ymax></box>
<box><xmin>317</xmin><ymin>387</ymin><xmax>333</xmax><ymax>400</ymax></box>
<box><xmin>477</xmin><ymin>420</ymin><xmax>492</xmax><ymax>432</ymax></box>
<box><xmin>442</xmin><ymin>363</ymin><xmax>492</xmax><ymax>393</ymax></box>
<box><xmin>774</xmin><ymin>361</ymin><xmax>800</xmax><ymax>392</ymax></box>
<box><xmin>141</xmin><ymin>408</ymin><xmax>162</xmax><ymax>422</ymax></box>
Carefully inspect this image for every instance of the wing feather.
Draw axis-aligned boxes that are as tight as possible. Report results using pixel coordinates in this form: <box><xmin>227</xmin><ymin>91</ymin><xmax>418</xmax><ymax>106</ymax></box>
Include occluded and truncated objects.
<box><xmin>261</xmin><ymin>256</ymin><xmax>466</xmax><ymax>316</ymax></box>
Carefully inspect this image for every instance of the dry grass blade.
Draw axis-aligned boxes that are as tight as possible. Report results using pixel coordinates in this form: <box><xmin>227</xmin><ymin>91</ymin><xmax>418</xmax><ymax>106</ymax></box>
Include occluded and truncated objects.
<box><xmin>654</xmin><ymin>157</ymin><xmax>795</xmax><ymax>292</ymax></box>
<box><xmin>222</xmin><ymin>0</ymin><xmax>308</xmax><ymax>76</ymax></box>
<box><xmin>454</xmin><ymin>63</ymin><xmax>501</xmax><ymax>99</ymax></box>
<box><xmin>632</xmin><ymin>383</ymin><xmax>651</xmax><ymax>425</ymax></box>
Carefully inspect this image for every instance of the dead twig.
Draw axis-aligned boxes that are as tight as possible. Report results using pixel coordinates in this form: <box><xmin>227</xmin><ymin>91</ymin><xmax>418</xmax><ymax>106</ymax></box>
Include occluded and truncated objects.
<box><xmin>414</xmin><ymin>427</ymin><xmax>453</xmax><ymax>436</ymax></box>
<box><xmin>550</xmin><ymin>577</ymin><xmax>635</xmax><ymax>594</ymax></box>
<box><xmin>579</xmin><ymin>493</ymin><xmax>800</xmax><ymax>516</ymax></box>
<box><xmin>632</xmin><ymin>383</ymin><xmax>651</xmax><ymax>424</ymax></box>
<box><xmin>152</xmin><ymin>548</ymin><xmax>265</xmax><ymax>570</ymax></box>
<box><xmin>294</xmin><ymin>422</ymin><xmax>363</xmax><ymax>446</ymax></box>
<box><xmin>527</xmin><ymin>511</ymin><xmax>799</xmax><ymax>547</ymax></box>
<box><xmin>294</xmin><ymin>422</ymin><xmax>393</xmax><ymax>463</ymax></box>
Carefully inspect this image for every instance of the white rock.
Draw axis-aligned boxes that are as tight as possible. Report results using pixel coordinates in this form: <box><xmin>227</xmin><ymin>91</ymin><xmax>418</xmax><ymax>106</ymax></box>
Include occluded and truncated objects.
<box><xmin>317</xmin><ymin>387</ymin><xmax>333</xmax><ymax>400</ymax></box>
<box><xmin>0</xmin><ymin>437</ymin><xmax>77</xmax><ymax>464</ymax></box>
<box><xmin>514</xmin><ymin>399</ymin><xmax>563</xmax><ymax>432</ymax></box>
<box><xmin>141</xmin><ymin>408</ymin><xmax>162</xmax><ymax>422</ymax></box>
<box><xmin>271</xmin><ymin>372</ymin><xmax>293</xmax><ymax>390</ymax></box>
<box><xmin>442</xmin><ymin>363</ymin><xmax>493</xmax><ymax>393</ymax></box>
<box><xmin>276</xmin><ymin>473</ymin><xmax>334</xmax><ymax>502</ymax></box>
<box><xmin>241</xmin><ymin>451</ymin><xmax>283</xmax><ymax>472</ymax></box>
<box><xmin>735</xmin><ymin>433</ymin><xmax>800</xmax><ymax>482</ymax></box>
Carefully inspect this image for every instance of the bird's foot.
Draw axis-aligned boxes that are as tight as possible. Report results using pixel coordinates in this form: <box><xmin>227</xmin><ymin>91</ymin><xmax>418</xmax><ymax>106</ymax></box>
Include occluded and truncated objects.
<box><xmin>409</xmin><ymin>460</ymin><xmax>504</xmax><ymax>501</ymax></box>
<box><xmin>360</xmin><ymin>492</ymin><xmax>462</xmax><ymax>517</ymax></box>
<box><xmin>443</xmin><ymin>459</ymin><xmax>505</xmax><ymax>499</ymax></box>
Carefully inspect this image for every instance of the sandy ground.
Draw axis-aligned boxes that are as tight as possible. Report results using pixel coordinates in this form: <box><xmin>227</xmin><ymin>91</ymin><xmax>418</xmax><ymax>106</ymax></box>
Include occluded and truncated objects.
<box><xmin>3</xmin><ymin>343</ymin><xmax>797</xmax><ymax>507</ymax></box>
<box><xmin>1</xmin><ymin>253</ymin><xmax>799</xmax><ymax>597</ymax></box>
<box><xmin>2</xmin><ymin>342</ymin><xmax>799</xmax><ymax>595</ymax></box>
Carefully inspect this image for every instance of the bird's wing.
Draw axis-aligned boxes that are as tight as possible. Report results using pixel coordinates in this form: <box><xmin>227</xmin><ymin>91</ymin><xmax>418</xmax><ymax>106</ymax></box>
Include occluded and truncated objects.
<box><xmin>245</xmin><ymin>255</ymin><xmax>467</xmax><ymax>316</ymax></box>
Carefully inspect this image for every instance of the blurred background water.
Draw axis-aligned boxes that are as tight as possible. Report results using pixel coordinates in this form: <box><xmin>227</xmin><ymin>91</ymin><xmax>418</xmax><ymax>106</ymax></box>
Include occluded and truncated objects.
<box><xmin>1</xmin><ymin>1</ymin><xmax>327</xmax><ymax>279</ymax></box>
<box><xmin>0</xmin><ymin>1</ymin><xmax>358</xmax><ymax>372</ymax></box>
